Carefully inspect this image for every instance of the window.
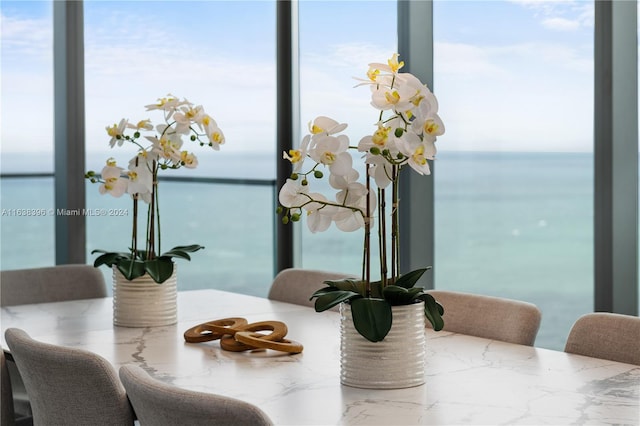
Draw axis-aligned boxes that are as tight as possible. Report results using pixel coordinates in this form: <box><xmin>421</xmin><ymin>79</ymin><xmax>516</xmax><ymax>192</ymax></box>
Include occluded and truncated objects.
<box><xmin>1</xmin><ymin>1</ymin><xmax>55</xmax><ymax>269</ymax></box>
<box><xmin>433</xmin><ymin>0</ymin><xmax>594</xmax><ymax>350</ymax></box>
<box><xmin>298</xmin><ymin>0</ymin><xmax>397</xmax><ymax>275</ymax></box>
<box><xmin>83</xmin><ymin>1</ymin><xmax>277</xmax><ymax>295</ymax></box>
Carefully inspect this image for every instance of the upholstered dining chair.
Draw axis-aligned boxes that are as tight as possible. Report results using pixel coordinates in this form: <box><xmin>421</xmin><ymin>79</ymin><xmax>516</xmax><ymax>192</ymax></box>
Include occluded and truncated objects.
<box><xmin>4</xmin><ymin>328</ymin><xmax>135</xmax><ymax>425</ymax></box>
<box><xmin>0</xmin><ymin>264</ymin><xmax>107</xmax><ymax>307</ymax></box>
<box><xmin>1</xmin><ymin>349</ymin><xmax>16</xmax><ymax>426</ymax></box>
<box><xmin>1</xmin><ymin>264</ymin><xmax>108</xmax><ymax>425</ymax></box>
<box><xmin>564</xmin><ymin>312</ymin><xmax>640</xmax><ymax>365</ymax></box>
<box><xmin>426</xmin><ymin>290</ymin><xmax>542</xmax><ymax>346</ymax></box>
<box><xmin>119</xmin><ymin>364</ymin><xmax>273</xmax><ymax>426</ymax></box>
<box><xmin>268</xmin><ymin>268</ymin><xmax>353</xmax><ymax>309</ymax></box>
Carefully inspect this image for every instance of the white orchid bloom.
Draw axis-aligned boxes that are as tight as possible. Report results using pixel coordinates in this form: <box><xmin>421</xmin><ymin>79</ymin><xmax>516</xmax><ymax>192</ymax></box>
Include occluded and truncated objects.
<box><xmin>205</xmin><ymin>121</ymin><xmax>225</xmax><ymax>150</ymax></box>
<box><xmin>358</xmin><ymin>125</ymin><xmax>394</xmax><ymax>154</ymax></box>
<box><xmin>329</xmin><ymin>167</ymin><xmax>359</xmax><ymax>190</ymax></box>
<box><xmin>180</xmin><ymin>151</ymin><xmax>198</xmax><ymax>168</ymax></box>
<box><xmin>151</xmin><ymin>133</ymin><xmax>183</xmax><ymax>164</ymax></box>
<box><xmin>365</xmin><ymin>154</ymin><xmax>394</xmax><ymax>189</ymax></box>
<box><xmin>309</xmin><ymin>134</ymin><xmax>352</xmax><ymax>176</ymax></box>
<box><xmin>366</xmin><ymin>53</ymin><xmax>404</xmax><ymax>77</ymax></box>
<box><xmin>126</xmin><ymin>163</ymin><xmax>153</xmax><ymax>198</ymax></box>
<box><xmin>283</xmin><ymin>135</ymin><xmax>311</xmax><ymax>173</ymax></box>
<box><xmin>128</xmin><ymin>149</ymin><xmax>158</xmax><ymax>169</ymax></box>
<box><xmin>370</xmin><ymin>82</ymin><xmax>415</xmax><ymax>112</ymax></box>
<box><xmin>126</xmin><ymin>119</ymin><xmax>154</xmax><ymax>131</ymax></box>
<box><xmin>174</xmin><ymin>104</ymin><xmax>204</xmax><ymax>134</ymax></box>
<box><xmin>308</xmin><ymin>116</ymin><xmax>348</xmax><ymax>136</ymax></box>
<box><xmin>99</xmin><ymin>159</ymin><xmax>128</xmax><ymax>197</ymax></box>
<box><xmin>397</xmin><ymin>132</ymin><xmax>433</xmax><ymax>175</ymax></box>
<box><xmin>412</xmin><ymin>113</ymin><xmax>445</xmax><ymax>143</ymax></box>
<box><xmin>106</xmin><ymin>119</ymin><xmax>128</xmax><ymax>148</ymax></box>
<box><xmin>304</xmin><ymin>193</ymin><xmax>334</xmax><ymax>233</ymax></box>
<box><xmin>278</xmin><ymin>178</ymin><xmax>310</xmax><ymax>208</ymax></box>
<box><xmin>144</xmin><ymin>94</ymin><xmax>182</xmax><ymax>113</ymax></box>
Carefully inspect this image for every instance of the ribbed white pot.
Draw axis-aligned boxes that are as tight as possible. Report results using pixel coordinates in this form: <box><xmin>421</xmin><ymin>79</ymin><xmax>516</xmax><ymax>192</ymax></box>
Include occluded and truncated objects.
<box><xmin>112</xmin><ymin>265</ymin><xmax>177</xmax><ymax>327</ymax></box>
<box><xmin>340</xmin><ymin>301</ymin><xmax>426</xmax><ymax>389</ymax></box>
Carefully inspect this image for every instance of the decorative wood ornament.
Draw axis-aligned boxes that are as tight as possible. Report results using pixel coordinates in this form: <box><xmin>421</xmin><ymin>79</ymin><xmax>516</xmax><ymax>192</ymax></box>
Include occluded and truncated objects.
<box><xmin>184</xmin><ymin>318</ymin><xmax>303</xmax><ymax>354</ymax></box>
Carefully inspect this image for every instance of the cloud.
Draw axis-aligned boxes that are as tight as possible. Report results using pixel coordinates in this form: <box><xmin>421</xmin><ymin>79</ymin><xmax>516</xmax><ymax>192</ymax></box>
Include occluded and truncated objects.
<box><xmin>542</xmin><ymin>17</ymin><xmax>581</xmax><ymax>31</ymax></box>
<box><xmin>0</xmin><ymin>12</ymin><xmax>51</xmax><ymax>63</ymax></box>
<box><xmin>509</xmin><ymin>0</ymin><xmax>594</xmax><ymax>31</ymax></box>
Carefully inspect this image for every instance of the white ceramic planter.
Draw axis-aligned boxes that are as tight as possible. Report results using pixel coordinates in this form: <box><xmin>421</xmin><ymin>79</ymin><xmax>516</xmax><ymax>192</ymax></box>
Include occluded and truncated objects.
<box><xmin>112</xmin><ymin>265</ymin><xmax>178</xmax><ymax>327</ymax></box>
<box><xmin>340</xmin><ymin>301</ymin><xmax>426</xmax><ymax>389</ymax></box>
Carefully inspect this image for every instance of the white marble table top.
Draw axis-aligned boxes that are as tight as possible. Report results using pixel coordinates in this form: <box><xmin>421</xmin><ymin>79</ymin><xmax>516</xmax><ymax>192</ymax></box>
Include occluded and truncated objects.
<box><xmin>2</xmin><ymin>289</ymin><xmax>639</xmax><ymax>425</ymax></box>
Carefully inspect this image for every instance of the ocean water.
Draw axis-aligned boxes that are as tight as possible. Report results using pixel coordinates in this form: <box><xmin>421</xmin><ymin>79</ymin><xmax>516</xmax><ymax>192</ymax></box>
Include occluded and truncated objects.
<box><xmin>1</xmin><ymin>151</ymin><xmax>638</xmax><ymax>351</ymax></box>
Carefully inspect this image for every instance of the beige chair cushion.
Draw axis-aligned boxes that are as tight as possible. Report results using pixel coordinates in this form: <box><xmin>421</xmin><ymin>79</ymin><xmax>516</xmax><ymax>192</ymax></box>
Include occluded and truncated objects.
<box><xmin>427</xmin><ymin>290</ymin><xmax>542</xmax><ymax>346</ymax></box>
<box><xmin>1</xmin><ymin>350</ymin><xmax>15</xmax><ymax>426</ymax></box>
<box><xmin>1</xmin><ymin>264</ymin><xmax>107</xmax><ymax>306</ymax></box>
<box><xmin>268</xmin><ymin>268</ymin><xmax>353</xmax><ymax>309</ymax></box>
<box><xmin>4</xmin><ymin>328</ymin><xmax>134</xmax><ymax>425</ymax></box>
<box><xmin>564</xmin><ymin>312</ymin><xmax>640</xmax><ymax>365</ymax></box>
<box><xmin>119</xmin><ymin>364</ymin><xmax>273</xmax><ymax>426</ymax></box>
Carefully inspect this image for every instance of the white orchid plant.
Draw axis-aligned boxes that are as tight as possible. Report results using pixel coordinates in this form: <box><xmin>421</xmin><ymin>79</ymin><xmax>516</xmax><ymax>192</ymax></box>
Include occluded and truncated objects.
<box><xmin>86</xmin><ymin>95</ymin><xmax>225</xmax><ymax>283</ymax></box>
<box><xmin>277</xmin><ymin>54</ymin><xmax>445</xmax><ymax>342</ymax></box>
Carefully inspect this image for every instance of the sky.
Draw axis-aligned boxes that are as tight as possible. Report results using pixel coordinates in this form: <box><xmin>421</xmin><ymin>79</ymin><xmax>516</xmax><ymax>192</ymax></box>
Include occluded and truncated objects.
<box><xmin>0</xmin><ymin>0</ymin><xmax>637</xmax><ymax>158</ymax></box>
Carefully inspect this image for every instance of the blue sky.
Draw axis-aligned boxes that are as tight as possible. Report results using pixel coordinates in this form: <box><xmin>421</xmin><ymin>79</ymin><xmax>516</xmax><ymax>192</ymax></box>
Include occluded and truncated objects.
<box><xmin>0</xmin><ymin>0</ymin><xmax>636</xmax><ymax>156</ymax></box>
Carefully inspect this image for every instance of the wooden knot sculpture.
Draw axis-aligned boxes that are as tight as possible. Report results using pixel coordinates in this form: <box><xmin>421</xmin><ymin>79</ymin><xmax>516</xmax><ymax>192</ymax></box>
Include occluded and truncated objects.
<box><xmin>183</xmin><ymin>317</ymin><xmax>303</xmax><ymax>354</ymax></box>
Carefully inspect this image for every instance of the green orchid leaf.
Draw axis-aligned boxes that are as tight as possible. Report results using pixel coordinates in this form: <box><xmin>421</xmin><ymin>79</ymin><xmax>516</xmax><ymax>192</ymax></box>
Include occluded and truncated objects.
<box><xmin>169</xmin><ymin>244</ymin><xmax>204</xmax><ymax>253</ymax></box>
<box><xmin>418</xmin><ymin>293</ymin><xmax>445</xmax><ymax>331</ymax></box>
<box><xmin>310</xmin><ymin>286</ymin><xmax>339</xmax><ymax>300</ymax></box>
<box><xmin>161</xmin><ymin>249</ymin><xmax>192</xmax><ymax>260</ymax></box>
<box><xmin>368</xmin><ymin>280</ymin><xmax>384</xmax><ymax>298</ymax></box>
<box><xmin>116</xmin><ymin>259</ymin><xmax>146</xmax><ymax>281</ymax></box>
<box><xmin>135</xmin><ymin>250</ymin><xmax>148</xmax><ymax>261</ymax></box>
<box><xmin>314</xmin><ymin>290</ymin><xmax>360</xmax><ymax>312</ymax></box>
<box><xmin>383</xmin><ymin>285</ymin><xmax>425</xmax><ymax>305</ymax></box>
<box><xmin>144</xmin><ymin>257</ymin><xmax>175</xmax><ymax>284</ymax></box>
<box><xmin>92</xmin><ymin>252</ymin><xmax>129</xmax><ymax>268</ymax></box>
<box><xmin>395</xmin><ymin>267</ymin><xmax>431</xmax><ymax>289</ymax></box>
<box><xmin>351</xmin><ymin>298</ymin><xmax>393</xmax><ymax>342</ymax></box>
<box><xmin>322</xmin><ymin>278</ymin><xmax>361</xmax><ymax>293</ymax></box>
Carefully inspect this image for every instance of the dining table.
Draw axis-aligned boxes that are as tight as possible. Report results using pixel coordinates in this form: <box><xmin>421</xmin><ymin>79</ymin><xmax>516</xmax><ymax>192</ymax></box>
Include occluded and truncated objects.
<box><xmin>2</xmin><ymin>289</ymin><xmax>639</xmax><ymax>425</ymax></box>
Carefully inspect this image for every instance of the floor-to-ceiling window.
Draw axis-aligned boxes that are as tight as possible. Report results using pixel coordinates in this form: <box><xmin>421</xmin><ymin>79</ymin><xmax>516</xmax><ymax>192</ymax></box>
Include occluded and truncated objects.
<box><xmin>297</xmin><ymin>0</ymin><xmax>397</xmax><ymax>276</ymax></box>
<box><xmin>1</xmin><ymin>0</ymin><xmax>636</xmax><ymax>341</ymax></box>
<box><xmin>82</xmin><ymin>1</ymin><xmax>277</xmax><ymax>296</ymax></box>
<box><xmin>433</xmin><ymin>0</ymin><xmax>595</xmax><ymax>350</ymax></box>
<box><xmin>0</xmin><ymin>1</ymin><xmax>55</xmax><ymax>269</ymax></box>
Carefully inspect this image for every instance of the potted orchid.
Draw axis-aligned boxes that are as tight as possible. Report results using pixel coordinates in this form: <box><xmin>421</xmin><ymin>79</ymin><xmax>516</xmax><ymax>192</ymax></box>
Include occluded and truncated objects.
<box><xmin>277</xmin><ymin>54</ymin><xmax>445</xmax><ymax>345</ymax></box>
<box><xmin>85</xmin><ymin>95</ymin><xmax>225</xmax><ymax>284</ymax></box>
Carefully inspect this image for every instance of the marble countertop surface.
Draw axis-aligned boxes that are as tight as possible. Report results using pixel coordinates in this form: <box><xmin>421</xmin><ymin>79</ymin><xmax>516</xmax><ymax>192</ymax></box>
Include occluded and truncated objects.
<box><xmin>2</xmin><ymin>289</ymin><xmax>639</xmax><ymax>425</ymax></box>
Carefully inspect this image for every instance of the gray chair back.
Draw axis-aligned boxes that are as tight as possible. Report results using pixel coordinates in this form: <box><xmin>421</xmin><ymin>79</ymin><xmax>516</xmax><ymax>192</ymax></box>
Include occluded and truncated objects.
<box><xmin>119</xmin><ymin>364</ymin><xmax>273</xmax><ymax>426</ymax></box>
<box><xmin>564</xmin><ymin>312</ymin><xmax>640</xmax><ymax>365</ymax></box>
<box><xmin>4</xmin><ymin>328</ymin><xmax>134</xmax><ymax>425</ymax></box>
<box><xmin>426</xmin><ymin>290</ymin><xmax>542</xmax><ymax>346</ymax></box>
<box><xmin>268</xmin><ymin>268</ymin><xmax>353</xmax><ymax>309</ymax></box>
<box><xmin>1</xmin><ymin>264</ymin><xmax>108</xmax><ymax>424</ymax></box>
<box><xmin>0</xmin><ymin>264</ymin><xmax>107</xmax><ymax>307</ymax></box>
<box><xmin>1</xmin><ymin>350</ymin><xmax>15</xmax><ymax>426</ymax></box>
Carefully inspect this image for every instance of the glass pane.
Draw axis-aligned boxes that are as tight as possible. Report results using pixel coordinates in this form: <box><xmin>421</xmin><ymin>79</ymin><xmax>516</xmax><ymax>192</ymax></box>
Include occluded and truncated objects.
<box><xmin>298</xmin><ymin>1</ymin><xmax>397</xmax><ymax>276</ymax></box>
<box><xmin>433</xmin><ymin>1</ymin><xmax>594</xmax><ymax>350</ymax></box>
<box><xmin>1</xmin><ymin>1</ymin><xmax>54</xmax><ymax>269</ymax></box>
<box><xmin>83</xmin><ymin>1</ymin><xmax>276</xmax><ymax>294</ymax></box>
<box><xmin>1</xmin><ymin>178</ymin><xmax>55</xmax><ymax>269</ymax></box>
